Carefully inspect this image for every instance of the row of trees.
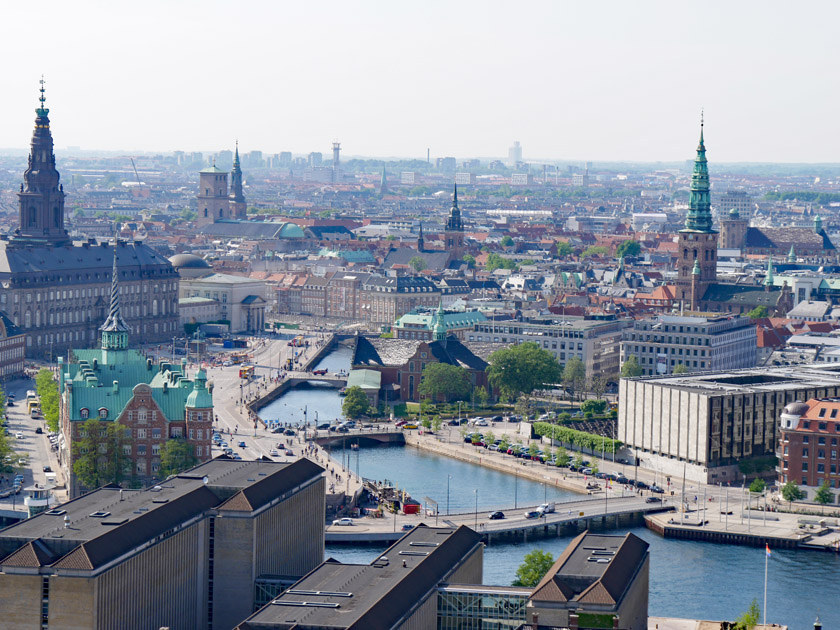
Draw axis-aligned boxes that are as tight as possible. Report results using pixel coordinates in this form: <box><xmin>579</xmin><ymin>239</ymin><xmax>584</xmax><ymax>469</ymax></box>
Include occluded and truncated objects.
<box><xmin>532</xmin><ymin>421</ymin><xmax>622</xmax><ymax>453</ymax></box>
<box><xmin>36</xmin><ymin>368</ymin><xmax>60</xmax><ymax>432</ymax></box>
<box><xmin>0</xmin><ymin>384</ymin><xmax>23</xmax><ymax>475</ymax></box>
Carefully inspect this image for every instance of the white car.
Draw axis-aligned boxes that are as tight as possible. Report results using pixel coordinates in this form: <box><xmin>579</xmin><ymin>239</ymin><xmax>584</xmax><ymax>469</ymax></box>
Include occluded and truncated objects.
<box><xmin>269</xmin><ymin>449</ymin><xmax>279</xmax><ymax>457</ymax></box>
<box><xmin>474</xmin><ymin>418</ymin><xmax>489</xmax><ymax>427</ymax></box>
<box><xmin>15</xmin><ymin>432</ymin><xmax>23</xmax><ymax>439</ymax></box>
<box><xmin>332</xmin><ymin>518</ymin><xmax>354</xmax><ymax>526</ymax></box>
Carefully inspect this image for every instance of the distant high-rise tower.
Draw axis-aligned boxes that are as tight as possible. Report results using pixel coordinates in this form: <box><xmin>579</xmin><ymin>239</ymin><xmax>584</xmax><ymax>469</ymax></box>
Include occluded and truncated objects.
<box><xmin>677</xmin><ymin>115</ymin><xmax>717</xmax><ymax>309</ymax></box>
<box><xmin>508</xmin><ymin>141</ymin><xmax>522</xmax><ymax>166</ymax></box>
<box><xmin>332</xmin><ymin>141</ymin><xmax>341</xmax><ymax>183</ymax></box>
<box><xmin>229</xmin><ymin>142</ymin><xmax>246</xmax><ymax>219</ymax></box>
<box><xmin>444</xmin><ymin>184</ymin><xmax>465</xmax><ymax>258</ymax></box>
<box><xmin>197</xmin><ymin>161</ymin><xmax>230</xmax><ymax>227</ymax></box>
<box><xmin>13</xmin><ymin>78</ymin><xmax>69</xmax><ymax>246</ymax></box>
<box><xmin>379</xmin><ymin>167</ymin><xmax>389</xmax><ymax>195</ymax></box>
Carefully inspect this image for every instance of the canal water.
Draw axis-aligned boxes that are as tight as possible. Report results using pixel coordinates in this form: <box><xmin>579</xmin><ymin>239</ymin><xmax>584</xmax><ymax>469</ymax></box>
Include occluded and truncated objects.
<box><xmin>264</xmin><ymin>347</ymin><xmax>839</xmax><ymax>628</ymax></box>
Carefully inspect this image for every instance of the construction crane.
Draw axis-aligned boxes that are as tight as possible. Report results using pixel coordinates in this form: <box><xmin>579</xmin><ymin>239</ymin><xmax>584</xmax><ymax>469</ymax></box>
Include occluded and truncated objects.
<box><xmin>129</xmin><ymin>157</ymin><xmax>142</xmax><ymax>186</ymax></box>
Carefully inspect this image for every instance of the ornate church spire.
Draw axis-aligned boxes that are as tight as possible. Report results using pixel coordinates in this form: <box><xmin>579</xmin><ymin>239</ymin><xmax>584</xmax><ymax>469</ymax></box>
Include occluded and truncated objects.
<box><xmin>230</xmin><ymin>141</ymin><xmax>245</xmax><ymax>203</ymax></box>
<box><xmin>683</xmin><ymin>112</ymin><xmax>714</xmax><ymax>233</ymax></box>
<box><xmin>14</xmin><ymin>77</ymin><xmax>68</xmax><ymax>245</ymax></box>
<box><xmin>100</xmin><ymin>241</ymin><xmax>131</xmax><ymax>351</ymax></box>
<box><xmin>445</xmin><ymin>183</ymin><xmax>462</xmax><ymax>232</ymax></box>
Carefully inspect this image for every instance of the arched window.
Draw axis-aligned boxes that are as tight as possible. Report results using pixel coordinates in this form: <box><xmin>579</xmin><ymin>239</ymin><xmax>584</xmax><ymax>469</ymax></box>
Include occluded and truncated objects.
<box><xmin>35</xmin><ymin>310</ymin><xmax>40</xmax><ymax>327</ymax></box>
<box><xmin>98</xmin><ymin>408</ymin><xmax>108</xmax><ymax>419</ymax></box>
<box><xmin>152</xmin><ymin>299</ymin><xmax>158</xmax><ymax>316</ymax></box>
<box><xmin>204</xmin><ymin>208</ymin><xmax>208</xmax><ymax>217</ymax></box>
<box><xmin>219</xmin><ymin>208</ymin><xmax>224</xmax><ymax>217</ymax></box>
<box><xmin>24</xmin><ymin>311</ymin><xmax>31</xmax><ymax>328</ymax></box>
<box><xmin>80</xmin><ymin>408</ymin><xmax>89</xmax><ymax>419</ymax></box>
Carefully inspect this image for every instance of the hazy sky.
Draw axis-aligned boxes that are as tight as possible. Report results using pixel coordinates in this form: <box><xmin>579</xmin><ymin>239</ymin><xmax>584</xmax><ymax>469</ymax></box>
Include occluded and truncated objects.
<box><xmin>2</xmin><ymin>1</ymin><xmax>838</xmax><ymax>163</ymax></box>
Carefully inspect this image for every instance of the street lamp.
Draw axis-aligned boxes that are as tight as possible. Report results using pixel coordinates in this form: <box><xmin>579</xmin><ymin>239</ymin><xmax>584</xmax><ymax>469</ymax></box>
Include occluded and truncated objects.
<box><xmin>474</xmin><ymin>489</ymin><xmax>478</xmax><ymax>530</ymax></box>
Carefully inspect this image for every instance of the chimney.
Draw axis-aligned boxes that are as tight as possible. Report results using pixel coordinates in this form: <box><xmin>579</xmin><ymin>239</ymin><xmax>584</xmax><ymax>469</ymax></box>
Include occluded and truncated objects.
<box><xmin>112</xmin><ymin>380</ymin><xmax>119</xmax><ymax>394</ymax></box>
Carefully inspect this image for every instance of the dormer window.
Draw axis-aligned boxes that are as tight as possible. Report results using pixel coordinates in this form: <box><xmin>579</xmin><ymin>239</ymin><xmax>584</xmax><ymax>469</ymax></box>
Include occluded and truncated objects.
<box><xmin>98</xmin><ymin>407</ymin><xmax>108</xmax><ymax>419</ymax></box>
<box><xmin>80</xmin><ymin>408</ymin><xmax>89</xmax><ymax>419</ymax></box>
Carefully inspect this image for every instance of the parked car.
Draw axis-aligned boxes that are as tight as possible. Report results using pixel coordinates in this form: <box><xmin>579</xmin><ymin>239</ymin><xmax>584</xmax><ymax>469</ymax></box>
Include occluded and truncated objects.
<box><xmin>635</xmin><ymin>480</ymin><xmax>650</xmax><ymax>490</ymax></box>
<box><xmin>332</xmin><ymin>518</ymin><xmax>354</xmax><ymax>526</ymax></box>
<box><xmin>15</xmin><ymin>432</ymin><xmax>23</xmax><ymax>439</ymax></box>
<box><xmin>35</xmin><ymin>427</ymin><xmax>43</xmax><ymax>434</ymax></box>
<box><xmin>490</xmin><ymin>415</ymin><xmax>503</xmax><ymax>423</ymax></box>
<box><xmin>473</xmin><ymin>418</ymin><xmax>489</xmax><ymax>427</ymax></box>
<box><xmin>269</xmin><ymin>449</ymin><xmax>279</xmax><ymax>457</ymax></box>
<box><xmin>285</xmin><ymin>449</ymin><xmax>294</xmax><ymax>456</ymax></box>
<box><xmin>401</xmin><ymin>523</ymin><xmax>415</xmax><ymax>531</ymax></box>
<box><xmin>284</xmin><ymin>429</ymin><xmax>296</xmax><ymax>436</ymax></box>
<box><xmin>488</xmin><ymin>511</ymin><xmax>505</xmax><ymax>520</ymax></box>
<box><xmin>42</xmin><ymin>465</ymin><xmax>52</xmax><ymax>473</ymax></box>
<box><xmin>581</xmin><ymin>467</ymin><xmax>593</xmax><ymax>475</ymax></box>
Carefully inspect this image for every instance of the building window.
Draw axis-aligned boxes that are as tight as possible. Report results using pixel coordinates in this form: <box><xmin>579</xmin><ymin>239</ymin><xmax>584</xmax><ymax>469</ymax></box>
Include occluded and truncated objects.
<box><xmin>98</xmin><ymin>408</ymin><xmax>108</xmax><ymax>419</ymax></box>
<box><xmin>152</xmin><ymin>428</ymin><xmax>161</xmax><ymax>439</ymax></box>
<box><xmin>80</xmin><ymin>408</ymin><xmax>89</xmax><ymax>419</ymax></box>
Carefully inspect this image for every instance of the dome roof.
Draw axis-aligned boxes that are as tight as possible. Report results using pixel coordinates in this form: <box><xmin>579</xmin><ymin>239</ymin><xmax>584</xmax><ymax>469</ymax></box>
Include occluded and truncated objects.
<box><xmin>169</xmin><ymin>254</ymin><xmax>211</xmax><ymax>269</ymax></box>
<box><xmin>783</xmin><ymin>401</ymin><xmax>809</xmax><ymax>416</ymax></box>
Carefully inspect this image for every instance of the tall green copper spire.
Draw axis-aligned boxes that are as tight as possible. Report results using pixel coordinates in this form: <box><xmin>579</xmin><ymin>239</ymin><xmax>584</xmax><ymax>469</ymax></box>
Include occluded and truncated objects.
<box><xmin>764</xmin><ymin>255</ymin><xmax>774</xmax><ymax>287</ymax></box>
<box><xmin>100</xmin><ymin>240</ymin><xmax>131</xmax><ymax>352</ymax></box>
<box><xmin>683</xmin><ymin>112</ymin><xmax>714</xmax><ymax>233</ymax></box>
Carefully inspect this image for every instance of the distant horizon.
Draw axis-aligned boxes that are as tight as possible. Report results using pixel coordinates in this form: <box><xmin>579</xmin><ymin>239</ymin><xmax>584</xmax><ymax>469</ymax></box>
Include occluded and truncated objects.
<box><xmin>3</xmin><ymin>2</ymin><xmax>840</xmax><ymax>163</ymax></box>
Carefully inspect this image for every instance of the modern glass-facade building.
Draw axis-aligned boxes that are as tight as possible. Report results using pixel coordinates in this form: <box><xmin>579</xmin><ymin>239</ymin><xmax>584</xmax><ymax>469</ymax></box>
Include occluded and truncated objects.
<box><xmin>438</xmin><ymin>585</ymin><xmax>530</xmax><ymax>629</ymax></box>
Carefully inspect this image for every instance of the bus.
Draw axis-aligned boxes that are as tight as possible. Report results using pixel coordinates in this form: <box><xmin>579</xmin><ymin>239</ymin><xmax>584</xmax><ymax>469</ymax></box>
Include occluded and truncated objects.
<box><xmin>28</xmin><ymin>400</ymin><xmax>40</xmax><ymax>415</ymax></box>
<box><xmin>239</xmin><ymin>365</ymin><xmax>255</xmax><ymax>379</ymax></box>
<box><xmin>230</xmin><ymin>351</ymin><xmax>249</xmax><ymax>365</ymax></box>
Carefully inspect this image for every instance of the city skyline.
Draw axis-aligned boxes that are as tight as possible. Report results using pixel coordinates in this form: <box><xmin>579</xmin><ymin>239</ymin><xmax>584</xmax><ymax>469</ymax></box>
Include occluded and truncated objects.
<box><xmin>1</xmin><ymin>1</ymin><xmax>839</xmax><ymax>163</ymax></box>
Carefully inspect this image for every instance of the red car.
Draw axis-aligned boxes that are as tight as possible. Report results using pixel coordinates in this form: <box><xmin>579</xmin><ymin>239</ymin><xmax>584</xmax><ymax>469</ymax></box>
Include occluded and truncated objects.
<box><xmin>395</xmin><ymin>420</ymin><xmax>408</xmax><ymax>427</ymax></box>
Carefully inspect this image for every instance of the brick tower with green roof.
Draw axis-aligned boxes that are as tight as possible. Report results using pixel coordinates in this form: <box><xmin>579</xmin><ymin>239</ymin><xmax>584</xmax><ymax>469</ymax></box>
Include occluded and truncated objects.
<box><xmin>677</xmin><ymin>114</ymin><xmax>718</xmax><ymax>309</ymax></box>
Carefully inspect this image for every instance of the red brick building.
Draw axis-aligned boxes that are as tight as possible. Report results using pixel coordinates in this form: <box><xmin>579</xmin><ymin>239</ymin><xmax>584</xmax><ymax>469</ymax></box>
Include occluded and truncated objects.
<box><xmin>778</xmin><ymin>399</ymin><xmax>840</xmax><ymax>504</ymax></box>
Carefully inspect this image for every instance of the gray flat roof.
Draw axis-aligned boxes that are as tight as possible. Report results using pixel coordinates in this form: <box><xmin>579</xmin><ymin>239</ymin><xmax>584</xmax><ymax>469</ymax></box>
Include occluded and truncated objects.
<box><xmin>239</xmin><ymin>525</ymin><xmax>481</xmax><ymax>630</ymax></box>
<box><xmin>625</xmin><ymin>364</ymin><xmax>840</xmax><ymax>395</ymax></box>
<box><xmin>0</xmin><ymin>458</ymin><xmax>323</xmax><ymax>572</ymax></box>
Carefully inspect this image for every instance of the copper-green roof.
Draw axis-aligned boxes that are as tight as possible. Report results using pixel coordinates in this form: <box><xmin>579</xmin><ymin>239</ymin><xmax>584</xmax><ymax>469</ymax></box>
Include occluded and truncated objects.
<box><xmin>199</xmin><ymin>164</ymin><xmax>227</xmax><ymax>174</ymax></box>
<box><xmin>63</xmin><ymin>350</ymin><xmax>211</xmax><ymax>422</ymax></box>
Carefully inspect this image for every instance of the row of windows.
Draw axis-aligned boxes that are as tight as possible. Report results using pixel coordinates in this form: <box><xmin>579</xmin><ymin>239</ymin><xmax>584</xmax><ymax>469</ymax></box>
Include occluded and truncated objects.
<box><xmin>2</xmin><ymin>282</ymin><xmax>177</xmax><ymax>305</ymax></box>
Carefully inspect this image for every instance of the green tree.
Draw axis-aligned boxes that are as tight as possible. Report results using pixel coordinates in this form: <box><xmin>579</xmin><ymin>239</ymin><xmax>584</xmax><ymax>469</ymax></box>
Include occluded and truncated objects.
<box><xmin>160</xmin><ymin>438</ymin><xmax>198</xmax><ymax>478</ymax></box>
<box><xmin>485</xmin><ymin>252</ymin><xmax>518</xmax><ymax>272</ymax></box>
<box><xmin>514</xmin><ymin>394</ymin><xmax>534</xmax><ymax>420</ymax></box>
<box><xmin>673</xmin><ymin>364</ymin><xmax>688</xmax><ymax>374</ymax></box>
<box><xmin>474</xmin><ymin>386</ymin><xmax>489</xmax><ymax>408</ymax></box>
<box><xmin>528</xmin><ymin>442</ymin><xmax>540</xmax><ymax>460</ymax></box>
<box><xmin>580</xmin><ymin>399</ymin><xmax>607</xmax><ymax>415</ymax></box>
<box><xmin>555</xmin><ymin>240</ymin><xmax>574</xmax><ymax>258</ymax></box>
<box><xmin>421</xmin><ymin>417</ymin><xmax>432</xmax><ymax>430</ymax></box>
<box><xmin>462</xmin><ymin>254</ymin><xmax>476</xmax><ymax>268</ymax></box>
<box><xmin>555</xmin><ymin>446</ymin><xmax>570</xmax><ymax>467</ymax></box>
<box><xmin>36</xmin><ymin>369</ymin><xmax>60</xmax><ymax>432</ymax></box>
<box><xmin>615</xmin><ymin>240</ymin><xmax>641</xmax><ymax>258</ymax></box>
<box><xmin>0</xmin><ymin>425</ymin><xmax>22</xmax><ymax>475</ymax></box>
<box><xmin>418</xmin><ymin>363</ymin><xmax>472</xmax><ymax>403</ymax></box>
<box><xmin>501</xmin><ymin>235</ymin><xmax>514</xmax><ymax>247</ymax></box>
<box><xmin>431</xmin><ymin>416</ymin><xmax>443</xmax><ymax>433</ymax></box>
<box><xmin>563</xmin><ymin>357</ymin><xmax>586</xmax><ymax>401</ymax></box>
<box><xmin>814</xmin><ymin>480</ymin><xmax>833</xmax><ymax>505</ymax></box>
<box><xmin>749</xmin><ymin>478</ymin><xmax>766</xmax><ymax>494</ymax></box>
<box><xmin>781</xmin><ymin>480</ymin><xmax>806</xmax><ymax>508</ymax></box>
<box><xmin>179</xmin><ymin>208</ymin><xmax>197</xmax><ymax>222</ymax></box>
<box><xmin>746</xmin><ymin>305</ymin><xmax>769</xmax><ymax>319</ymax></box>
<box><xmin>72</xmin><ymin>418</ymin><xmax>131</xmax><ymax>490</ymax></box>
<box><xmin>487</xmin><ymin>342</ymin><xmax>562</xmax><ymax>401</ymax></box>
<box><xmin>574</xmin><ymin>453</ymin><xmax>584</xmax><ymax>468</ymax></box>
<box><xmin>408</xmin><ymin>256</ymin><xmax>427</xmax><ymax>273</ymax></box>
<box><xmin>589</xmin><ymin>375</ymin><xmax>607</xmax><ymax>401</ymax></box>
<box><xmin>512</xmin><ymin>549</ymin><xmax>555</xmax><ymax>587</ymax></box>
<box><xmin>483</xmin><ymin>430</ymin><xmax>495</xmax><ymax>445</ymax></box>
<box><xmin>342</xmin><ymin>386</ymin><xmax>371</xmax><ymax>419</ymax></box>
<box><xmin>498</xmin><ymin>437</ymin><xmax>509</xmax><ymax>453</ymax></box>
<box><xmin>621</xmin><ymin>356</ymin><xmax>643</xmax><ymax>378</ymax></box>
<box><xmin>582</xmin><ymin>245</ymin><xmax>609</xmax><ymax>258</ymax></box>
<box><xmin>734</xmin><ymin>599</ymin><xmax>760</xmax><ymax>630</ymax></box>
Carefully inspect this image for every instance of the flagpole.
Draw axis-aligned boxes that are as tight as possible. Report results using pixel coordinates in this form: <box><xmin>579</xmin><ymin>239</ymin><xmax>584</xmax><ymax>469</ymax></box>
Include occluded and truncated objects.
<box><xmin>764</xmin><ymin>545</ymin><xmax>768</xmax><ymax>629</ymax></box>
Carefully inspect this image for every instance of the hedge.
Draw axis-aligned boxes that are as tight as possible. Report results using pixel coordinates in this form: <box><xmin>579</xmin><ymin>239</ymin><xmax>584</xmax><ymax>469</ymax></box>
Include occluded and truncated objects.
<box><xmin>533</xmin><ymin>422</ymin><xmax>622</xmax><ymax>452</ymax></box>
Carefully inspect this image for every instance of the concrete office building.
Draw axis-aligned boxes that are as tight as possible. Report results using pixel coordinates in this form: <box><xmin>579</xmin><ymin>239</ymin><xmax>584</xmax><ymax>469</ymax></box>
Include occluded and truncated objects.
<box><xmin>468</xmin><ymin>318</ymin><xmax>627</xmax><ymax>380</ymax></box>
<box><xmin>236</xmin><ymin>524</ymin><xmax>483</xmax><ymax>630</ymax></box>
<box><xmin>527</xmin><ymin>532</ymin><xmax>649</xmax><ymax>630</ymax></box>
<box><xmin>237</xmin><ymin>528</ymin><xmax>649</xmax><ymax>630</ymax></box>
<box><xmin>620</xmin><ymin>314</ymin><xmax>757</xmax><ymax>376</ymax></box>
<box><xmin>0</xmin><ymin>458</ymin><xmax>325</xmax><ymax>630</ymax></box>
<box><xmin>619</xmin><ymin>364</ymin><xmax>840</xmax><ymax>483</ymax></box>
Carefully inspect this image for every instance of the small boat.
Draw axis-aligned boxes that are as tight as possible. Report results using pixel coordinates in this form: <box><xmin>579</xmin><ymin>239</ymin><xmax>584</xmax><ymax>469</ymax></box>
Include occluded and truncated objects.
<box><xmin>338</xmin><ymin>387</ymin><xmax>347</xmax><ymax>396</ymax></box>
